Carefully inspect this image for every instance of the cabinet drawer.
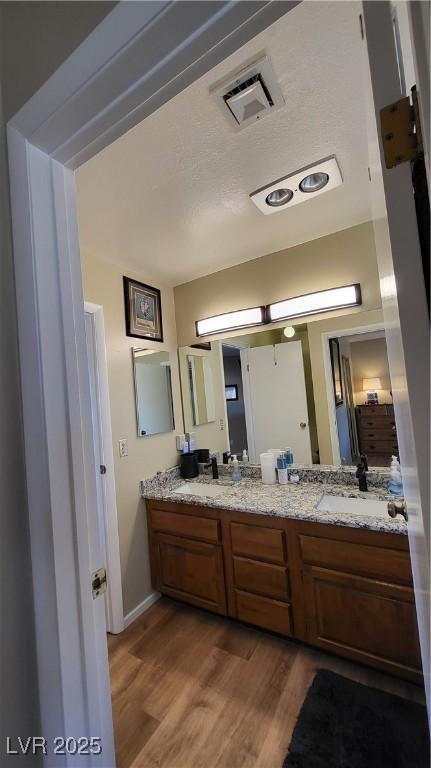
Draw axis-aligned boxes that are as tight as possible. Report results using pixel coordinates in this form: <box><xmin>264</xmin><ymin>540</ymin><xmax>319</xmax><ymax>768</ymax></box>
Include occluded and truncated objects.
<box><xmin>357</xmin><ymin>405</ymin><xmax>392</xmax><ymax>417</ymax></box>
<box><xmin>360</xmin><ymin>428</ymin><xmax>396</xmax><ymax>441</ymax></box>
<box><xmin>235</xmin><ymin>590</ymin><xmax>293</xmax><ymax>636</ymax></box>
<box><xmin>361</xmin><ymin>438</ymin><xmax>398</xmax><ymax>454</ymax></box>
<box><xmin>230</xmin><ymin>522</ymin><xmax>287</xmax><ymax>564</ymax></box>
<box><xmin>233</xmin><ymin>556</ymin><xmax>290</xmax><ymax>601</ymax></box>
<box><xmin>151</xmin><ymin>508</ymin><xmax>219</xmax><ymax>542</ymax></box>
<box><xmin>299</xmin><ymin>535</ymin><xmax>412</xmax><ymax>585</ymax></box>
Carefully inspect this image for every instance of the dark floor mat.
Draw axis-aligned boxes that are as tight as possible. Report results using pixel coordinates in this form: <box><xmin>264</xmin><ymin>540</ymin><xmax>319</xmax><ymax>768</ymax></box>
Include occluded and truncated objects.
<box><xmin>283</xmin><ymin>669</ymin><xmax>429</xmax><ymax>768</ymax></box>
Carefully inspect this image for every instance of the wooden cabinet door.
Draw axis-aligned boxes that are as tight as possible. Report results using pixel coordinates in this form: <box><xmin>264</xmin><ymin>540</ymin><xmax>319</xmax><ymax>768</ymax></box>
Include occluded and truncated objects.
<box><xmin>155</xmin><ymin>532</ymin><xmax>227</xmax><ymax>615</ymax></box>
<box><xmin>303</xmin><ymin>565</ymin><xmax>422</xmax><ymax>683</ymax></box>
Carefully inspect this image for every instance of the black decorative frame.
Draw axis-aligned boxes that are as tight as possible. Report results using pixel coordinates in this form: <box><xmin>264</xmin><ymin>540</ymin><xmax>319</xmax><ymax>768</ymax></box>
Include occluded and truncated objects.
<box><xmin>329</xmin><ymin>337</ymin><xmax>343</xmax><ymax>406</ymax></box>
<box><xmin>225</xmin><ymin>384</ymin><xmax>238</xmax><ymax>401</ymax></box>
<box><xmin>123</xmin><ymin>276</ymin><xmax>163</xmax><ymax>342</ymax></box>
<box><xmin>190</xmin><ymin>342</ymin><xmax>212</xmax><ymax>350</ymax></box>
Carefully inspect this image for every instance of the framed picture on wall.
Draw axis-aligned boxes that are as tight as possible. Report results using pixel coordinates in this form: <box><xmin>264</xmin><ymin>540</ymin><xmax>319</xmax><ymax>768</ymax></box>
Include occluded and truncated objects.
<box><xmin>329</xmin><ymin>337</ymin><xmax>343</xmax><ymax>406</ymax></box>
<box><xmin>123</xmin><ymin>276</ymin><xmax>163</xmax><ymax>342</ymax></box>
<box><xmin>225</xmin><ymin>384</ymin><xmax>238</xmax><ymax>401</ymax></box>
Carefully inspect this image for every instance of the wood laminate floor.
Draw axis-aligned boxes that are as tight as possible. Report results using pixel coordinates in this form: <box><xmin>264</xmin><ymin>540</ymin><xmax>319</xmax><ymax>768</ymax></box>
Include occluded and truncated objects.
<box><xmin>108</xmin><ymin>597</ymin><xmax>424</xmax><ymax>768</ymax></box>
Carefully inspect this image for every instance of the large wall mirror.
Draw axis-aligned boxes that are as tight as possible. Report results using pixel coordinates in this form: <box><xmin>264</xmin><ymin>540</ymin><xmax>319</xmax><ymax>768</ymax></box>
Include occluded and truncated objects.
<box><xmin>132</xmin><ymin>349</ymin><xmax>174</xmax><ymax>437</ymax></box>
<box><xmin>177</xmin><ymin>323</ymin><xmax>394</xmax><ymax>468</ymax></box>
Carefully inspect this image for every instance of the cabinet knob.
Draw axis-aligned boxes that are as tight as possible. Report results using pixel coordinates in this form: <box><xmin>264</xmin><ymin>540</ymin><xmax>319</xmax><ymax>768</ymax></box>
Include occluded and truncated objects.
<box><xmin>300</xmin><ymin>422</ymin><xmax>307</xmax><ymax>429</ymax></box>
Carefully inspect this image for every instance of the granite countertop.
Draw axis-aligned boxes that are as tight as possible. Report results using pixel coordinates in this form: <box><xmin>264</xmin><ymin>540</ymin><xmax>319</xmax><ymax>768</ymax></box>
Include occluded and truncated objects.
<box><xmin>141</xmin><ymin>466</ymin><xmax>407</xmax><ymax>535</ymax></box>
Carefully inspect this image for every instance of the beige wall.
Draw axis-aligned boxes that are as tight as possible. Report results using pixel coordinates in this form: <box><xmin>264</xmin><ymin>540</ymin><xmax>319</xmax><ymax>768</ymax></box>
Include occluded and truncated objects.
<box><xmin>308</xmin><ymin>309</ymin><xmax>385</xmax><ymax>464</ymax></box>
<box><xmin>174</xmin><ymin>222</ymin><xmax>381</xmax><ymax>346</ymax></box>
<box><xmin>178</xmin><ymin>344</ymin><xmax>229</xmax><ymax>456</ymax></box>
<box><xmin>81</xmin><ymin>249</ymin><xmax>183</xmax><ymax>615</ymax></box>
<box><xmin>350</xmin><ymin>337</ymin><xmax>392</xmax><ymax>405</ymax></box>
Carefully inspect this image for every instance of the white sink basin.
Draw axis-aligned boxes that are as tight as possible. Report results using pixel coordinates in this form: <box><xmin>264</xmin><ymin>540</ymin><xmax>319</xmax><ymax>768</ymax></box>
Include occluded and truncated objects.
<box><xmin>173</xmin><ymin>482</ymin><xmax>225</xmax><ymax>499</ymax></box>
<box><xmin>317</xmin><ymin>494</ymin><xmax>389</xmax><ymax>518</ymax></box>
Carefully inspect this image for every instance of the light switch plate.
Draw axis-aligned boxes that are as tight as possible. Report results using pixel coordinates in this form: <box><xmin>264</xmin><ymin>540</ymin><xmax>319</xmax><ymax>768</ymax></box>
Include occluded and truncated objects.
<box><xmin>119</xmin><ymin>439</ymin><xmax>128</xmax><ymax>458</ymax></box>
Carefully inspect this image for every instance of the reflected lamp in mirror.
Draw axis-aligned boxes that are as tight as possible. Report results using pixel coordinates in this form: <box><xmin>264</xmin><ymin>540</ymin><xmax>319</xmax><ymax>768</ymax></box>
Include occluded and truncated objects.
<box><xmin>363</xmin><ymin>377</ymin><xmax>382</xmax><ymax>405</ymax></box>
<box><xmin>132</xmin><ymin>348</ymin><xmax>174</xmax><ymax>436</ymax></box>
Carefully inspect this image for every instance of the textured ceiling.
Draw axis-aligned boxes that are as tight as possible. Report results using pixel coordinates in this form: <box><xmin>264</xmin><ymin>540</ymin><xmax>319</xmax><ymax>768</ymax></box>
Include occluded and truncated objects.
<box><xmin>76</xmin><ymin>1</ymin><xmax>372</xmax><ymax>287</ymax></box>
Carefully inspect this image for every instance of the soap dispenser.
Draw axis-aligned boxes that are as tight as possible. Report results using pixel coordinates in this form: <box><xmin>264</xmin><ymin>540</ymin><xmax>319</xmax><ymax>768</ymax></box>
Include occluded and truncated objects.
<box><xmin>388</xmin><ymin>456</ymin><xmax>403</xmax><ymax>496</ymax></box>
<box><xmin>231</xmin><ymin>455</ymin><xmax>242</xmax><ymax>483</ymax></box>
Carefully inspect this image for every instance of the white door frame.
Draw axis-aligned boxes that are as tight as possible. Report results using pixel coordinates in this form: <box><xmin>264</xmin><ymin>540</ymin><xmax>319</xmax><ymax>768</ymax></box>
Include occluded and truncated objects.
<box><xmin>363</xmin><ymin>1</ymin><xmax>430</xmax><ymax>711</ymax></box>
<box><xmin>85</xmin><ymin>303</ymin><xmax>124</xmax><ymax>635</ymax></box>
<box><xmin>6</xmin><ymin>1</ymin><xmax>298</xmax><ymax>758</ymax></box>
<box><xmin>322</xmin><ymin>323</ymin><xmax>387</xmax><ymax>466</ymax></box>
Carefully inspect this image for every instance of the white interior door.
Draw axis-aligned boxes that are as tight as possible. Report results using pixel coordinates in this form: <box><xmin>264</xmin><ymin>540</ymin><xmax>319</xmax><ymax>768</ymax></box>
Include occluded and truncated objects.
<box><xmin>363</xmin><ymin>1</ymin><xmax>430</xmax><ymax>709</ymax></box>
<box><xmin>85</xmin><ymin>306</ymin><xmax>124</xmax><ymax>636</ymax></box>
<box><xmin>243</xmin><ymin>342</ymin><xmax>312</xmax><ymax>464</ymax></box>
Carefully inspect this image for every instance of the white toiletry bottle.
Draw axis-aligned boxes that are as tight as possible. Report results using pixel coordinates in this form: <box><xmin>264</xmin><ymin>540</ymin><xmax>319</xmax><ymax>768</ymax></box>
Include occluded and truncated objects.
<box><xmin>388</xmin><ymin>456</ymin><xmax>403</xmax><ymax>496</ymax></box>
<box><xmin>231</xmin><ymin>455</ymin><xmax>242</xmax><ymax>482</ymax></box>
<box><xmin>260</xmin><ymin>452</ymin><xmax>276</xmax><ymax>485</ymax></box>
<box><xmin>242</xmin><ymin>449</ymin><xmax>249</xmax><ymax>464</ymax></box>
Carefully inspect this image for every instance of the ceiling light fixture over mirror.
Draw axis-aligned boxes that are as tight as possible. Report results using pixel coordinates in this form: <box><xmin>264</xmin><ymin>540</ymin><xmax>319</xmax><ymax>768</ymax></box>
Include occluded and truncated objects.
<box><xmin>196</xmin><ymin>306</ymin><xmax>266</xmax><ymax>337</ymax></box>
<box><xmin>283</xmin><ymin>326</ymin><xmax>296</xmax><ymax>338</ymax></box>
<box><xmin>268</xmin><ymin>284</ymin><xmax>362</xmax><ymax>322</ymax></box>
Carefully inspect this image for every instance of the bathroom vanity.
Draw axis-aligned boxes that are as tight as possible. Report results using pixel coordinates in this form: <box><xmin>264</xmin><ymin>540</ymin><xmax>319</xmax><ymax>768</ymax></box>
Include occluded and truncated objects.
<box><xmin>143</xmin><ymin>469</ymin><xmax>421</xmax><ymax>684</ymax></box>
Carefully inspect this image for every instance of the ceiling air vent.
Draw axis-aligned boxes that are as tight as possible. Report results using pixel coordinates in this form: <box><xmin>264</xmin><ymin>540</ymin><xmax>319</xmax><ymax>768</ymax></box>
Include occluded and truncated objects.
<box><xmin>211</xmin><ymin>55</ymin><xmax>285</xmax><ymax>131</ymax></box>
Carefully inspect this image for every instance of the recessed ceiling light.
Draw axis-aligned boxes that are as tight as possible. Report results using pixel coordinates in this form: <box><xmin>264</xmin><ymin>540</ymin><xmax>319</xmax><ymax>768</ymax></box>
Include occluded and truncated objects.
<box><xmin>283</xmin><ymin>326</ymin><xmax>296</xmax><ymax>338</ymax></box>
<box><xmin>265</xmin><ymin>188</ymin><xmax>293</xmax><ymax>207</ymax></box>
<box><xmin>250</xmin><ymin>156</ymin><xmax>342</xmax><ymax>215</ymax></box>
<box><xmin>299</xmin><ymin>172</ymin><xmax>329</xmax><ymax>193</ymax></box>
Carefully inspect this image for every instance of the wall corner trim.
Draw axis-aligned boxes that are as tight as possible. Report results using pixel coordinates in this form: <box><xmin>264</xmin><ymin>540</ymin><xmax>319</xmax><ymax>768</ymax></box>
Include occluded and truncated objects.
<box><xmin>124</xmin><ymin>592</ymin><xmax>161</xmax><ymax>629</ymax></box>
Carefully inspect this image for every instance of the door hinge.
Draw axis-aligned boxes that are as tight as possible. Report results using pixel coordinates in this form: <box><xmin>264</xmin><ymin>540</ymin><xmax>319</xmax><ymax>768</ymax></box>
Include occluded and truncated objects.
<box><xmin>92</xmin><ymin>567</ymin><xmax>107</xmax><ymax>599</ymax></box>
<box><xmin>380</xmin><ymin>86</ymin><xmax>423</xmax><ymax>169</ymax></box>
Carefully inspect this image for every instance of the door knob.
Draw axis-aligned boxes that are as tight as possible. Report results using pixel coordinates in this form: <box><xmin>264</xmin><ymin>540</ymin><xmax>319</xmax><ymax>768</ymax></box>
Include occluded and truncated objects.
<box><xmin>300</xmin><ymin>422</ymin><xmax>307</xmax><ymax>429</ymax></box>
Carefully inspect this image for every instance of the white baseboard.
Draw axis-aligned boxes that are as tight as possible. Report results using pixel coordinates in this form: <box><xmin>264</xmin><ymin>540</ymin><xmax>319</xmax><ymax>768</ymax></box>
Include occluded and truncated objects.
<box><xmin>123</xmin><ymin>591</ymin><xmax>161</xmax><ymax>629</ymax></box>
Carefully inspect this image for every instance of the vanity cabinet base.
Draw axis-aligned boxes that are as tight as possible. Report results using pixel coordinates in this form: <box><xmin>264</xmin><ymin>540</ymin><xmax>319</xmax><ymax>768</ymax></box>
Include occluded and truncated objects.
<box><xmin>146</xmin><ymin>500</ymin><xmax>423</xmax><ymax>685</ymax></box>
